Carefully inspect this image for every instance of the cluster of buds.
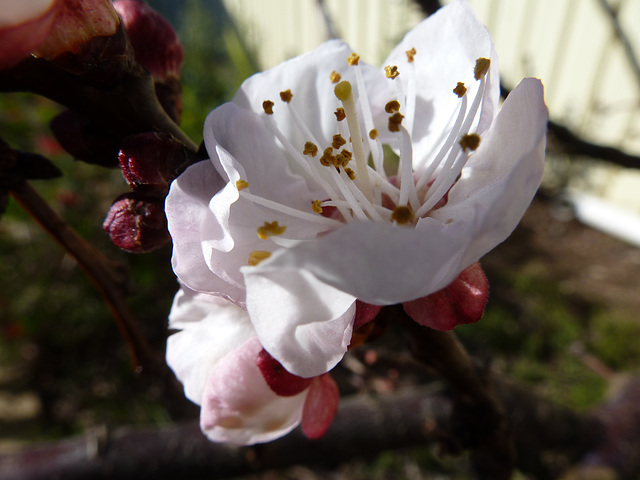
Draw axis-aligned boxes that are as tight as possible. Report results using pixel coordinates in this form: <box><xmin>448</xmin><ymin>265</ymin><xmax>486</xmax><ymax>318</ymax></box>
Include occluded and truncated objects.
<box><xmin>103</xmin><ymin>132</ymin><xmax>197</xmax><ymax>253</ymax></box>
<box><xmin>1</xmin><ymin>1</ymin><xmax>191</xmax><ymax>253</ymax></box>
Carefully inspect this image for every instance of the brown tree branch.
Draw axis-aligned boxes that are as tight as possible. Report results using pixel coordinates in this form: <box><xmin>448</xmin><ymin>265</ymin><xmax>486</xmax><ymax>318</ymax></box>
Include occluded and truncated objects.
<box><xmin>8</xmin><ymin>180</ymin><xmax>161</xmax><ymax>374</ymax></box>
<box><xmin>401</xmin><ymin>314</ymin><xmax>514</xmax><ymax>480</ymax></box>
<box><xmin>0</xmin><ymin>380</ymin><xmax>604</xmax><ymax>480</ymax></box>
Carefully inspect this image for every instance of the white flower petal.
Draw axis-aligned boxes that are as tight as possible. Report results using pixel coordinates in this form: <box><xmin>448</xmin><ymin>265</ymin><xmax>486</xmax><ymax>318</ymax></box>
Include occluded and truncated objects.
<box><xmin>165</xmin><ymin>160</ymin><xmax>246</xmax><ymax>300</ymax></box>
<box><xmin>243</xmin><ymin>265</ymin><xmax>356</xmax><ymax>378</ymax></box>
<box><xmin>247</xmin><ymin>220</ymin><xmax>468</xmax><ymax>306</ymax></box>
<box><xmin>384</xmin><ymin>0</ymin><xmax>499</xmax><ymax>172</ymax></box>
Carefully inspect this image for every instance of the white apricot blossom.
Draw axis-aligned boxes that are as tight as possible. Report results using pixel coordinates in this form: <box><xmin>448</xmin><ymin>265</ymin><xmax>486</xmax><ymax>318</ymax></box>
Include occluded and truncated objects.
<box><xmin>166</xmin><ymin>0</ymin><xmax>548</xmax><ymax>378</ymax></box>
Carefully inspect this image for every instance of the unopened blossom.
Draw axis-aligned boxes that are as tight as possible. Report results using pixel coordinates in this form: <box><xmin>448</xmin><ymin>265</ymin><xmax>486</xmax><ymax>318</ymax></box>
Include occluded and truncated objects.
<box><xmin>166</xmin><ymin>287</ymin><xmax>339</xmax><ymax>445</ymax></box>
<box><xmin>166</xmin><ymin>0</ymin><xmax>548</xmax><ymax>378</ymax></box>
<box><xmin>0</xmin><ymin>0</ymin><xmax>120</xmax><ymax>69</ymax></box>
<box><xmin>0</xmin><ymin>0</ymin><xmax>59</xmax><ymax>69</ymax></box>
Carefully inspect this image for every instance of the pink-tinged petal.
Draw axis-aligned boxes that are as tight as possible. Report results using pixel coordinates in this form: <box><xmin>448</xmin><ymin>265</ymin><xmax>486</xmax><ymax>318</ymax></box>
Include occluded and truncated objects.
<box><xmin>0</xmin><ymin>0</ymin><xmax>59</xmax><ymax>70</ymax></box>
<box><xmin>165</xmin><ymin>160</ymin><xmax>246</xmax><ymax>300</ymax></box>
<box><xmin>431</xmin><ymin>78</ymin><xmax>548</xmax><ymax>267</ymax></box>
<box><xmin>166</xmin><ymin>288</ymin><xmax>255</xmax><ymax>405</ymax></box>
<box><xmin>201</xmin><ymin>337</ymin><xmax>308</xmax><ymax>445</ymax></box>
<box><xmin>384</xmin><ymin>0</ymin><xmax>500</xmax><ymax>172</ymax></box>
<box><xmin>403</xmin><ymin>262</ymin><xmax>488</xmax><ymax>331</ymax></box>
<box><xmin>243</xmin><ymin>265</ymin><xmax>357</xmax><ymax>378</ymax></box>
<box><xmin>301</xmin><ymin>374</ymin><xmax>340</xmax><ymax>440</ymax></box>
<box><xmin>257</xmin><ymin>348</ymin><xmax>313</xmax><ymax>397</ymax></box>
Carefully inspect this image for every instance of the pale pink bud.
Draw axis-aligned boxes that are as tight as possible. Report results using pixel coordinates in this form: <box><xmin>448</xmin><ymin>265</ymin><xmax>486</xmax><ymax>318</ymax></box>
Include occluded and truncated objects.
<box><xmin>34</xmin><ymin>0</ymin><xmax>120</xmax><ymax>60</ymax></box>
<box><xmin>113</xmin><ymin>0</ymin><xmax>183</xmax><ymax>82</ymax></box>
<box><xmin>0</xmin><ymin>0</ymin><xmax>60</xmax><ymax>69</ymax></box>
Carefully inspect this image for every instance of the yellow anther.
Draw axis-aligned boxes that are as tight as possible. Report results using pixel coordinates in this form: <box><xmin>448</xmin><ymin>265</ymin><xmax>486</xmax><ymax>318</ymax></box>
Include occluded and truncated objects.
<box><xmin>459</xmin><ymin>133</ymin><xmax>481</xmax><ymax>151</ymax></box>
<box><xmin>345</xmin><ymin>167</ymin><xmax>356</xmax><ymax>180</ymax></box>
<box><xmin>334</xmin><ymin>107</ymin><xmax>346</xmax><ymax>121</ymax></box>
<box><xmin>385</xmin><ymin>100</ymin><xmax>401</xmax><ymax>113</ymax></box>
<box><xmin>369</xmin><ymin>128</ymin><xmax>378</xmax><ymax>140</ymax></box>
<box><xmin>385</xmin><ymin>65</ymin><xmax>400</xmax><ymax>79</ymax></box>
<box><xmin>303</xmin><ymin>141</ymin><xmax>318</xmax><ymax>157</ymax></box>
<box><xmin>280</xmin><ymin>89</ymin><xmax>293</xmax><ymax>103</ymax></box>
<box><xmin>453</xmin><ymin>82</ymin><xmax>467</xmax><ymax>98</ymax></box>
<box><xmin>336</xmin><ymin>148</ymin><xmax>352</xmax><ymax>166</ymax></box>
<box><xmin>256</xmin><ymin>221</ymin><xmax>287</xmax><ymax>240</ymax></box>
<box><xmin>330</xmin><ymin>71</ymin><xmax>341</xmax><ymax>83</ymax></box>
<box><xmin>347</xmin><ymin>53</ymin><xmax>360</xmax><ymax>66</ymax></box>
<box><xmin>334</xmin><ymin>80</ymin><xmax>352</xmax><ymax>101</ymax></box>
<box><xmin>236</xmin><ymin>179</ymin><xmax>249</xmax><ymax>190</ymax></box>
<box><xmin>474</xmin><ymin>57</ymin><xmax>491</xmax><ymax>80</ymax></box>
<box><xmin>406</xmin><ymin>47</ymin><xmax>417</xmax><ymax>63</ymax></box>
<box><xmin>320</xmin><ymin>147</ymin><xmax>337</xmax><ymax>167</ymax></box>
<box><xmin>388</xmin><ymin>112</ymin><xmax>404</xmax><ymax>132</ymax></box>
<box><xmin>262</xmin><ymin>100</ymin><xmax>274</xmax><ymax>115</ymax></box>
<box><xmin>332</xmin><ymin>134</ymin><xmax>347</xmax><ymax>149</ymax></box>
<box><xmin>248</xmin><ymin>250</ymin><xmax>272</xmax><ymax>266</ymax></box>
<box><xmin>312</xmin><ymin>200</ymin><xmax>324</xmax><ymax>214</ymax></box>
<box><xmin>391</xmin><ymin>205</ymin><xmax>414</xmax><ymax>225</ymax></box>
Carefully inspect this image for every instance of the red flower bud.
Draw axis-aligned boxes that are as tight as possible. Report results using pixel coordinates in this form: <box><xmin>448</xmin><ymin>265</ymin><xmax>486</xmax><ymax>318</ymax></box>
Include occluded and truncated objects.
<box><xmin>403</xmin><ymin>262</ymin><xmax>489</xmax><ymax>331</ymax></box>
<box><xmin>118</xmin><ymin>132</ymin><xmax>188</xmax><ymax>193</ymax></box>
<box><xmin>113</xmin><ymin>0</ymin><xmax>183</xmax><ymax>82</ymax></box>
<box><xmin>256</xmin><ymin>348</ymin><xmax>313</xmax><ymax>397</ymax></box>
<box><xmin>103</xmin><ymin>193</ymin><xmax>169</xmax><ymax>253</ymax></box>
<box><xmin>0</xmin><ymin>0</ymin><xmax>60</xmax><ymax>69</ymax></box>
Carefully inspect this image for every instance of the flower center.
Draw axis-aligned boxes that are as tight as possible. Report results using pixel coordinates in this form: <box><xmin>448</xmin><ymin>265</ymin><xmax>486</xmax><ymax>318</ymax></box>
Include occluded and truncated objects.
<box><xmin>241</xmin><ymin>52</ymin><xmax>491</xmax><ymax>250</ymax></box>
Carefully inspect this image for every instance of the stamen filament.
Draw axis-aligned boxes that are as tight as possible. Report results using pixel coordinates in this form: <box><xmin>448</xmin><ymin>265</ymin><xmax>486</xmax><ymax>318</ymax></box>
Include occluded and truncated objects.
<box><xmin>404</xmin><ymin>61</ymin><xmax>417</xmax><ymax>137</ymax></box>
<box><xmin>239</xmin><ymin>190</ymin><xmax>344</xmax><ymax>229</ymax></box>
<box><xmin>397</xmin><ymin>127</ymin><xmax>420</xmax><ymax>209</ymax></box>
<box><xmin>327</xmin><ymin>166</ymin><xmax>369</xmax><ymax>221</ymax></box>
<box><xmin>337</xmin><ymin>168</ymin><xmax>385</xmax><ymax>222</ymax></box>
<box><xmin>353</xmin><ymin>64</ymin><xmax>385</xmax><ymax>177</ymax></box>
<box><xmin>414</xmin><ymin>73</ymin><xmax>489</xmax><ymax>218</ymax></box>
<box><xmin>263</xmin><ymin>113</ymin><xmax>352</xmax><ymax>220</ymax></box>
<box><xmin>415</xmin><ymin>94</ymin><xmax>468</xmax><ymax>192</ymax></box>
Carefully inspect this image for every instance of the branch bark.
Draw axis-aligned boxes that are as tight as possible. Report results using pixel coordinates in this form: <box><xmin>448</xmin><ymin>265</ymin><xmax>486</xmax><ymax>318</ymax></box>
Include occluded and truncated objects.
<box><xmin>0</xmin><ymin>380</ymin><xmax>604</xmax><ymax>480</ymax></box>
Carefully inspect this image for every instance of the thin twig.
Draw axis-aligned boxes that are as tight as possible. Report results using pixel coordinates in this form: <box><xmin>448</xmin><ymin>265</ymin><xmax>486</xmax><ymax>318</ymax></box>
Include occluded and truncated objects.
<box><xmin>8</xmin><ymin>180</ymin><xmax>161</xmax><ymax>374</ymax></box>
<box><xmin>596</xmin><ymin>0</ymin><xmax>640</xmax><ymax>89</ymax></box>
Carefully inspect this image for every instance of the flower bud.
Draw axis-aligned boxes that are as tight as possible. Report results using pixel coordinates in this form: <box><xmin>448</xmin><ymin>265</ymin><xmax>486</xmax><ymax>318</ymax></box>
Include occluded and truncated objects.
<box><xmin>33</xmin><ymin>0</ymin><xmax>120</xmax><ymax>61</ymax></box>
<box><xmin>118</xmin><ymin>132</ymin><xmax>190</xmax><ymax>194</ymax></box>
<box><xmin>103</xmin><ymin>192</ymin><xmax>169</xmax><ymax>253</ymax></box>
<box><xmin>0</xmin><ymin>0</ymin><xmax>60</xmax><ymax>69</ymax></box>
<box><xmin>113</xmin><ymin>0</ymin><xmax>183</xmax><ymax>82</ymax></box>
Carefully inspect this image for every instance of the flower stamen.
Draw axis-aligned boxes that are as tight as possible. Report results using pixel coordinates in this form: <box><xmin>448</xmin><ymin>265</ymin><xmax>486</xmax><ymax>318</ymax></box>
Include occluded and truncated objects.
<box><xmin>248</xmin><ymin>250</ymin><xmax>271</xmax><ymax>266</ymax></box>
<box><xmin>257</xmin><ymin>221</ymin><xmax>287</xmax><ymax>240</ymax></box>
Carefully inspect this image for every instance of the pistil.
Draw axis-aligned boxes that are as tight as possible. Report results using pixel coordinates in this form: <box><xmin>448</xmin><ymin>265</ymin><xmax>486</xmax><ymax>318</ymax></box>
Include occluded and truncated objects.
<box><xmin>334</xmin><ymin>80</ymin><xmax>373</xmax><ymax>202</ymax></box>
